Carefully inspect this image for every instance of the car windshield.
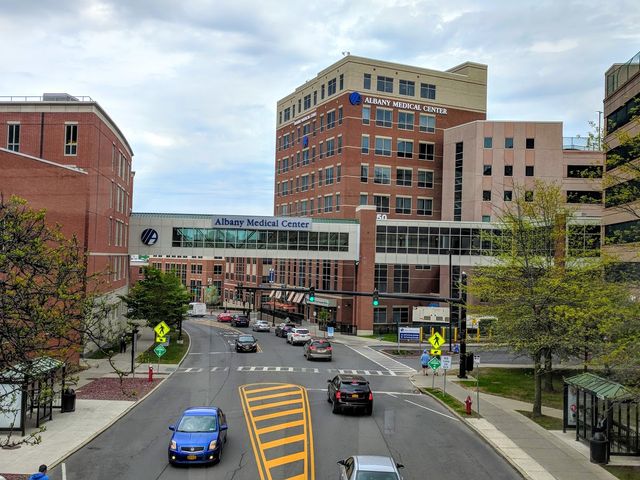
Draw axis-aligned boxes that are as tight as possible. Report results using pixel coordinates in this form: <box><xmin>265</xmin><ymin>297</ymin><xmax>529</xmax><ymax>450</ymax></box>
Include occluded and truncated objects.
<box><xmin>177</xmin><ymin>415</ymin><xmax>217</xmax><ymax>432</ymax></box>
<box><xmin>238</xmin><ymin>335</ymin><xmax>255</xmax><ymax>342</ymax></box>
<box><xmin>355</xmin><ymin>472</ymin><xmax>399</xmax><ymax>480</ymax></box>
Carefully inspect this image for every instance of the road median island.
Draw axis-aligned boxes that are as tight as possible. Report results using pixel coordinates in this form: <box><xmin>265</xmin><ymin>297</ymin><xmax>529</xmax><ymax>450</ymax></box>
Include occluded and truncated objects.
<box><xmin>137</xmin><ymin>333</ymin><xmax>190</xmax><ymax>364</ymax></box>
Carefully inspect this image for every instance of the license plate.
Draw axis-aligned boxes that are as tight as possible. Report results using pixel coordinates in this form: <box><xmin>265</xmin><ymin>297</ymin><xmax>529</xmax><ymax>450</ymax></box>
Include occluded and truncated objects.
<box><xmin>351</xmin><ymin>394</ymin><xmax>359</xmax><ymax>398</ymax></box>
<box><xmin>317</xmin><ymin>349</ymin><xmax>326</xmax><ymax>353</ymax></box>
<box><xmin>187</xmin><ymin>455</ymin><xmax>197</xmax><ymax>460</ymax></box>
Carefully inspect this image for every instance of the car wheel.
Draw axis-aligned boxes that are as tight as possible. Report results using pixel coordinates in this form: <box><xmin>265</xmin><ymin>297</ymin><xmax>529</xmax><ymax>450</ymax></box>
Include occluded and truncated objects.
<box><xmin>332</xmin><ymin>398</ymin><xmax>341</xmax><ymax>414</ymax></box>
<box><xmin>216</xmin><ymin>444</ymin><xmax>222</xmax><ymax>464</ymax></box>
<box><xmin>327</xmin><ymin>390</ymin><xmax>332</xmax><ymax>403</ymax></box>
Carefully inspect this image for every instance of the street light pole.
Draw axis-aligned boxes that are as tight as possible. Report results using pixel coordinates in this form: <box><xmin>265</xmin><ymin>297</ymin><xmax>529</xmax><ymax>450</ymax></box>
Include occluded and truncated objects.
<box><xmin>458</xmin><ymin>272</ymin><xmax>468</xmax><ymax>379</ymax></box>
<box><xmin>448</xmin><ymin>250</ymin><xmax>453</xmax><ymax>352</ymax></box>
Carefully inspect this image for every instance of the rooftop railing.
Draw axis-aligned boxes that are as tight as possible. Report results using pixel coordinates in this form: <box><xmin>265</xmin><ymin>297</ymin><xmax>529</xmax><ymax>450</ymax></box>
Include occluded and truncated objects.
<box><xmin>0</xmin><ymin>95</ymin><xmax>94</xmax><ymax>102</ymax></box>
<box><xmin>606</xmin><ymin>50</ymin><xmax>640</xmax><ymax>96</ymax></box>
<box><xmin>563</xmin><ymin>136</ymin><xmax>601</xmax><ymax>151</ymax></box>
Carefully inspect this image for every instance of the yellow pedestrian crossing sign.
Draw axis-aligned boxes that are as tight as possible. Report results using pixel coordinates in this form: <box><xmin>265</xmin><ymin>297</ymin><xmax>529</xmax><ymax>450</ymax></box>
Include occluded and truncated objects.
<box><xmin>154</xmin><ymin>321</ymin><xmax>171</xmax><ymax>337</ymax></box>
<box><xmin>156</xmin><ymin>336</ymin><xmax>167</xmax><ymax>344</ymax></box>
<box><xmin>428</xmin><ymin>332</ymin><xmax>445</xmax><ymax>349</ymax></box>
<box><xmin>430</xmin><ymin>349</ymin><xmax>442</xmax><ymax>356</ymax></box>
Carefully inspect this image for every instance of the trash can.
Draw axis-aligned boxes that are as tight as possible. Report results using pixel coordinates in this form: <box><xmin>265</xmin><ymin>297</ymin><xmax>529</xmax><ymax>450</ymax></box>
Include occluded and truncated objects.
<box><xmin>590</xmin><ymin>431</ymin><xmax>608</xmax><ymax>464</ymax></box>
<box><xmin>61</xmin><ymin>388</ymin><xmax>76</xmax><ymax>413</ymax></box>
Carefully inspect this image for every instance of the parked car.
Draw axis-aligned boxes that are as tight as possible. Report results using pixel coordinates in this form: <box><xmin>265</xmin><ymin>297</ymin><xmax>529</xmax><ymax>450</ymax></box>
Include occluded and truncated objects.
<box><xmin>338</xmin><ymin>455</ymin><xmax>404</xmax><ymax>480</ymax></box>
<box><xmin>327</xmin><ymin>374</ymin><xmax>373</xmax><ymax>415</ymax></box>
<box><xmin>252</xmin><ymin>320</ymin><xmax>270</xmax><ymax>332</ymax></box>
<box><xmin>232</xmin><ymin>315</ymin><xmax>250</xmax><ymax>328</ymax></box>
<box><xmin>235</xmin><ymin>334</ymin><xmax>258</xmax><ymax>352</ymax></box>
<box><xmin>168</xmin><ymin>406</ymin><xmax>228</xmax><ymax>466</ymax></box>
<box><xmin>287</xmin><ymin>327</ymin><xmax>311</xmax><ymax>345</ymax></box>
<box><xmin>303</xmin><ymin>339</ymin><xmax>332</xmax><ymax>361</ymax></box>
<box><xmin>187</xmin><ymin>302</ymin><xmax>207</xmax><ymax>317</ymax></box>
<box><xmin>217</xmin><ymin>313</ymin><xmax>233</xmax><ymax>323</ymax></box>
<box><xmin>275</xmin><ymin>322</ymin><xmax>297</xmax><ymax>337</ymax></box>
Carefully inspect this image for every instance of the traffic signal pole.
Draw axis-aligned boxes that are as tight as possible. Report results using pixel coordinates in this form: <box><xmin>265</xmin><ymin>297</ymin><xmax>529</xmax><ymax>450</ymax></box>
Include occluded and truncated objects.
<box><xmin>458</xmin><ymin>272</ymin><xmax>468</xmax><ymax>379</ymax></box>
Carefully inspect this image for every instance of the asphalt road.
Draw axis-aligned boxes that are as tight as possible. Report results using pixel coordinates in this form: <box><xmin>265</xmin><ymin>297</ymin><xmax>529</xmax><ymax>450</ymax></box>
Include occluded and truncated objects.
<box><xmin>51</xmin><ymin>319</ymin><xmax>521</xmax><ymax>480</ymax></box>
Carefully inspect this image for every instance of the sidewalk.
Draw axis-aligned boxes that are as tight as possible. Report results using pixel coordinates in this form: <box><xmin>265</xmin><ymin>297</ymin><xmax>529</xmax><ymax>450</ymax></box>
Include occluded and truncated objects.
<box><xmin>0</xmin><ymin>326</ymin><xmax>176</xmax><ymax>477</ymax></box>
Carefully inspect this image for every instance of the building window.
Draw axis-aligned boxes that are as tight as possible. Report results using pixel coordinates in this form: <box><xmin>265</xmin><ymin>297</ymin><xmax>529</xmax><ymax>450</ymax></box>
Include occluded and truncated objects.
<box><xmin>397</xmin><ymin>140</ymin><xmax>413</xmax><ymax>158</ymax></box>
<box><xmin>374</xmin><ymin>195</ymin><xmax>390</xmax><ymax>213</ymax></box>
<box><xmin>65</xmin><ymin>124</ymin><xmax>78</xmax><ymax>155</ymax></box>
<box><xmin>484</xmin><ymin>137</ymin><xmax>493</xmax><ymax>148</ymax></box>
<box><xmin>374</xmin><ymin>165</ymin><xmax>391</xmax><ymax>184</ymax></box>
<box><xmin>302</xmin><ymin>149</ymin><xmax>310</xmax><ymax>165</ymax></box>
<box><xmin>419</xmin><ymin>114</ymin><xmax>435</xmax><ymax>133</ymax></box>
<box><xmin>337</xmin><ymin>136</ymin><xmax>342</xmax><ymax>154</ymax></box>
<box><xmin>303</xmin><ymin>94</ymin><xmax>311</xmax><ymax>110</ymax></box>
<box><xmin>325</xmin><ymin>166</ymin><xmax>334</xmax><ymax>185</ymax></box>
<box><xmin>377</xmin><ymin>75</ymin><xmax>393</xmax><ymax>93</ymax></box>
<box><xmin>398</xmin><ymin>111</ymin><xmax>414</xmax><ymax>130</ymax></box>
<box><xmin>313</xmin><ymin>90</ymin><xmax>317</xmax><ymax>105</ymax></box>
<box><xmin>319</xmin><ymin>142</ymin><xmax>324</xmax><ymax>159</ymax></box>
<box><xmin>191</xmin><ymin>264</ymin><xmax>203</xmax><ymax>274</ymax></box>
<box><xmin>318</xmin><ymin>169</ymin><xmax>323</xmax><ymax>187</ymax></box>
<box><xmin>483</xmin><ymin>165</ymin><xmax>492</xmax><ymax>176</ymax></box>
<box><xmin>339</xmin><ymin>74</ymin><xmax>344</xmax><ymax>90</ymax></box>
<box><xmin>375</xmin><ymin>137</ymin><xmax>392</xmax><ymax>156</ymax></box>
<box><xmin>362</xmin><ymin>106</ymin><xmax>371</xmax><ymax>125</ymax></box>
<box><xmin>375</xmin><ymin>108</ymin><xmax>392</xmax><ymax>127</ymax></box>
<box><xmin>297</xmin><ymin>99</ymin><xmax>301</xmax><ymax>113</ymax></box>
<box><xmin>505</xmin><ymin>137</ymin><xmax>514</xmax><ymax>149</ymax></box>
<box><xmin>567</xmin><ymin>190</ymin><xmax>602</xmax><ymax>204</ymax></box>
<box><xmin>482</xmin><ymin>215</ymin><xmax>491</xmax><ymax>223</ymax></box>
<box><xmin>395</xmin><ymin>196</ymin><xmax>411</xmax><ymax>214</ymax></box>
<box><xmin>321</xmin><ymin>84</ymin><xmax>325</xmax><ymax>99</ymax></box>
<box><xmin>525</xmin><ymin>191</ymin><xmax>534</xmax><ymax>202</ymax></box>
<box><xmin>417</xmin><ymin>198</ymin><xmax>433</xmax><ymax>216</ymax></box>
<box><xmin>360</xmin><ymin>164</ymin><xmax>369</xmax><ymax>183</ymax></box>
<box><xmin>328</xmin><ymin>78</ymin><xmax>337</xmax><ymax>96</ymax></box>
<box><xmin>301</xmin><ymin>175</ymin><xmax>309</xmax><ymax>191</ymax></box>
<box><xmin>399</xmin><ymin>80</ymin><xmax>415</xmax><ymax>96</ymax></box>
<box><xmin>284</xmin><ymin>108</ymin><xmax>291</xmax><ymax>121</ymax></box>
<box><xmin>327</xmin><ymin>110</ymin><xmax>336</xmax><ymax>129</ymax></box>
<box><xmin>396</xmin><ymin>168</ymin><xmax>412</xmax><ymax>186</ymax></box>
<box><xmin>525</xmin><ymin>165</ymin><xmax>534</xmax><ymax>176</ymax></box>
<box><xmin>338</xmin><ymin>106</ymin><xmax>343</xmax><ymax>125</ymax></box>
<box><xmin>361</xmin><ymin>135</ymin><xmax>370</xmax><ymax>154</ymax></box>
<box><xmin>374</xmin><ymin>264</ymin><xmax>388</xmax><ymax>292</ymax></box>
<box><xmin>482</xmin><ymin>190</ymin><xmax>491</xmax><ymax>201</ymax></box>
<box><xmin>567</xmin><ymin>165</ymin><xmax>603</xmax><ymax>178</ymax></box>
<box><xmin>393</xmin><ymin>265</ymin><xmax>409</xmax><ymax>293</ymax></box>
<box><xmin>419</xmin><ymin>142</ymin><xmax>435</xmax><ymax>161</ymax></box>
<box><xmin>326</xmin><ymin>138</ymin><xmax>335</xmax><ymax>157</ymax></box>
<box><xmin>417</xmin><ymin>170</ymin><xmax>433</xmax><ymax>188</ymax></box>
<box><xmin>359</xmin><ymin>194</ymin><xmax>368</xmax><ymax>205</ymax></box>
<box><xmin>324</xmin><ymin>195</ymin><xmax>333</xmax><ymax>212</ymax></box>
<box><xmin>7</xmin><ymin>123</ymin><xmax>20</xmax><ymax>152</ymax></box>
<box><xmin>420</xmin><ymin>83</ymin><xmax>436</xmax><ymax>99</ymax></box>
<box><xmin>454</xmin><ymin>142</ymin><xmax>463</xmax><ymax>221</ymax></box>
<box><xmin>504</xmin><ymin>165</ymin><xmax>513</xmax><ymax>176</ymax></box>
<box><xmin>504</xmin><ymin>190</ymin><xmax>512</xmax><ymax>201</ymax></box>
<box><xmin>526</xmin><ymin>138</ymin><xmax>535</xmax><ymax>149</ymax></box>
<box><xmin>373</xmin><ymin>307</ymin><xmax>387</xmax><ymax>323</ymax></box>
<box><xmin>364</xmin><ymin>73</ymin><xmax>371</xmax><ymax>90</ymax></box>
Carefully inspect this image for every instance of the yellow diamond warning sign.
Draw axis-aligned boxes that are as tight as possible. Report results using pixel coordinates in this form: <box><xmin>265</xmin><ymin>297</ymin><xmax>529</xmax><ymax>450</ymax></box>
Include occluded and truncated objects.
<box><xmin>154</xmin><ymin>321</ymin><xmax>170</xmax><ymax>337</ymax></box>
<box><xmin>428</xmin><ymin>332</ymin><xmax>445</xmax><ymax>349</ymax></box>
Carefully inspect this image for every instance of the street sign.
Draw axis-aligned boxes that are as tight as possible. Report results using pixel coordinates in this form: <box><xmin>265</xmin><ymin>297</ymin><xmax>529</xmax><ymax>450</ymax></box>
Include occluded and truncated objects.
<box><xmin>154</xmin><ymin>321</ymin><xmax>171</xmax><ymax>337</ymax></box>
<box><xmin>430</xmin><ymin>349</ymin><xmax>442</xmax><ymax>356</ymax></box>
<box><xmin>155</xmin><ymin>336</ymin><xmax>167</xmax><ymax>344</ymax></box>
<box><xmin>399</xmin><ymin>327</ymin><xmax>420</xmax><ymax>342</ymax></box>
<box><xmin>441</xmin><ymin>355</ymin><xmax>452</xmax><ymax>370</ymax></box>
<box><xmin>154</xmin><ymin>345</ymin><xmax>167</xmax><ymax>358</ymax></box>
<box><xmin>428</xmin><ymin>332</ymin><xmax>445</xmax><ymax>349</ymax></box>
<box><xmin>427</xmin><ymin>357</ymin><xmax>441</xmax><ymax>371</ymax></box>
<box><xmin>474</xmin><ymin>355</ymin><xmax>481</xmax><ymax>365</ymax></box>
<box><xmin>327</xmin><ymin>326</ymin><xmax>334</xmax><ymax>338</ymax></box>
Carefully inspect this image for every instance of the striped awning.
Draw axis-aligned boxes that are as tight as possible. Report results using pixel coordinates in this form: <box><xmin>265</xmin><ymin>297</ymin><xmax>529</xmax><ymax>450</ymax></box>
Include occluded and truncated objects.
<box><xmin>294</xmin><ymin>292</ymin><xmax>306</xmax><ymax>303</ymax></box>
<box><xmin>287</xmin><ymin>291</ymin><xmax>296</xmax><ymax>302</ymax></box>
<box><xmin>275</xmin><ymin>291</ymin><xmax>282</xmax><ymax>299</ymax></box>
<box><xmin>269</xmin><ymin>290</ymin><xmax>275</xmax><ymax>298</ymax></box>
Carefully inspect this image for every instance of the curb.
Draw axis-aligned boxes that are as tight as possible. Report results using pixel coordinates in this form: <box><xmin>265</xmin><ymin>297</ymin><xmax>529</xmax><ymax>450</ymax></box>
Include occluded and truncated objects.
<box><xmin>409</xmin><ymin>375</ymin><xmax>531</xmax><ymax>480</ymax></box>
<box><xmin>46</xmin><ymin>329</ymin><xmax>193</xmax><ymax>472</ymax></box>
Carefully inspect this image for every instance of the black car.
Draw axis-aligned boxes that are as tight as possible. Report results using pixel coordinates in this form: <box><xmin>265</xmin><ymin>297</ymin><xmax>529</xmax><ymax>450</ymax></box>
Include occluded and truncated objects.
<box><xmin>327</xmin><ymin>374</ymin><xmax>373</xmax><ymax>415</ymax></box>
<box><xmin>235</xmin><ymin>334</ymin><xmax>258</xmax><ymax>352</ymax></box>
<box><xmin>276</xmin><ymin>323</ymin><xmax>297</xmax><ymax>338</ymax></box>
<box><xmin>232</xmin><ymin>315</ymin><xmax>250</xmax><ymax>328</ymax></box>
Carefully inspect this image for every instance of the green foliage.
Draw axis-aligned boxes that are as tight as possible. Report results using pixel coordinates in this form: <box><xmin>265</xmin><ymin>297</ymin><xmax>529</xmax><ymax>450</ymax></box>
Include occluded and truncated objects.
<box><xmin>120</xmin><ymin>267</ymin><xmax>191</xmax><ymax>332</ymax></box>
<box><xmin>203</xmin><ymin>284</ymin><xmax>220</xmax><ymax>305</ymax></box>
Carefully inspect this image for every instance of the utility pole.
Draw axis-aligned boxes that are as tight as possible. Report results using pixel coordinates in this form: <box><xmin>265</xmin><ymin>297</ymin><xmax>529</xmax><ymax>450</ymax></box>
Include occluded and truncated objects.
<box><xmin>458</xmin><ymin>272</ymin><xmax>468</xmax><ymax>379</ymax></box>
<box><xmin>448</xmin><ymin>250</ymin><xmax>453</xmax><ymax>352</ymax></box>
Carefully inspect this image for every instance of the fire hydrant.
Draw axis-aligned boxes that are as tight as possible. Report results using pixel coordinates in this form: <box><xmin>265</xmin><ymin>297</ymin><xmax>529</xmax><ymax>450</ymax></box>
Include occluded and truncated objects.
<box><xmin>465</xmin><ymin>395</ymin><xmax>473</xmax><ymax>415</ymax></box>
<box><xmin>148</xmin><ymin>364</ymin><xmax>154</xmax><ymax>382</ymax></box>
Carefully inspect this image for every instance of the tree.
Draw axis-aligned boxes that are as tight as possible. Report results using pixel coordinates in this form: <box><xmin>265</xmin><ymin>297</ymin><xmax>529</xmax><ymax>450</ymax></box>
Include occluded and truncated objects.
<box><xmin>203</xmin><ymin>284</ymin><xmax>220</xmax><ymax>306</ymax></box>
<box><xmin>466</xmin><ymin>182</ymin><xmax>634</xmax><ymax>415</ymax></box>
<box><xmin>120</xmin><ymin>267</ymin><xmax>191</xmax><ymax>338</ymax></box>
<box><xmin>0</xmin><ymin>196</ymin><xmax>117</xmax><ymax>445</ymax></box>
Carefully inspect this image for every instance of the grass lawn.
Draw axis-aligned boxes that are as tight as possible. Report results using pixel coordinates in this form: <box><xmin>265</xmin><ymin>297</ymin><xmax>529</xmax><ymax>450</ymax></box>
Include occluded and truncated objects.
<box><xmin>458</xmin><ymin>367</ymin><xmax>567</xmax><ymax>409</ymax></box>
<box><xmin>605</xmin><ymin>466</ymin><xmax>640</xmax><ymax>480</ymax></box>
<box><xmin>421</xmin><ymin>387</ymin><xmax>481</xmax><ymax>418</ymax></box>
<box><xmin>137</xmin><ymin>335</ymin><xmax>190</xmax><ymax>364</ymax></box>
<box><xmin>86</xmin><ymin>342</ymin><xmax>120</xmax><ymax>359</ymax></box>
<box><xmin>516</xmin><ymin>410</ymin><xmax>564</xmax><ymax>430</ymax></box>
<box><xmin>362</xmin><ymin>333</ymin><xmax>398</xmax><ymax>343</ymax></box>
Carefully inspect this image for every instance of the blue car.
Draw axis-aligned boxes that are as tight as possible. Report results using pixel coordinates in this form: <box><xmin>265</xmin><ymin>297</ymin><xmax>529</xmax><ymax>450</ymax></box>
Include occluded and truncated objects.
<box><xmin>168</xmin><ymin>407</ymin><xmax>228</xmax><ymax>466</ymax></box>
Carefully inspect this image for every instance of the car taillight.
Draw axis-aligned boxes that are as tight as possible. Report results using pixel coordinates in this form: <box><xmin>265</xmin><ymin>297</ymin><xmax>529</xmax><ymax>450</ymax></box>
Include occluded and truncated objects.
<box><xmin>309</xmin><ymin>346</ymin><xmax>316</xmax><ymax>350</ymax></box>
<box><xmin>336</xmin><ymin>391</ymin><xmax>341</xmax><ymax>399</ymax></box>
<box><xmin>368</xmin><ymin>392</ymin><xmax>373</xmax><ymax>401</ymax></box>
<box><xmin>326</xmin><ymin>346</ymin><xmax>332</xmax><ymax>351</ymax></box>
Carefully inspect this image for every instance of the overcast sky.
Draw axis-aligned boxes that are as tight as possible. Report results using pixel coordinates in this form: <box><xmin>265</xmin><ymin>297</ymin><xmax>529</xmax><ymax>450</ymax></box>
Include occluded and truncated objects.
<box><xmin>2</xmin><ymin>0</ymin><xmax>639</xmax><ymax>215</ymax></box>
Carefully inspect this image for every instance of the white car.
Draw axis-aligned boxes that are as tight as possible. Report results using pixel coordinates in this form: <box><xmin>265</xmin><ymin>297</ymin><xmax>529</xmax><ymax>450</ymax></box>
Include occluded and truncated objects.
<box><xmin>252</xmin><ymin>321</ymin><xmax>270</xmax><ymax>332</ymax></box>
<box><xmin>287</xmin><ymin>328</ymin><xmax>311</xmax><ymax>345</ymax></box>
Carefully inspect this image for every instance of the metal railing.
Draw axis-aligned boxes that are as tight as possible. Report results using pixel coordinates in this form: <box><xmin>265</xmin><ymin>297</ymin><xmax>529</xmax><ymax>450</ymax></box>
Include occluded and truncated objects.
<box><xmin>0</xmin><ymin>95</ymin><xmax>94</xmax><ymax>102</ymax></box>
<box><xmin>607</xmin><ymin>50</ymin><xmax>640</xmax><ymax>96</ymax></box>
<box><xmin>563</xmin><ymin>136</ymin><xmax>601</xmax><ymax>151</ymax></box>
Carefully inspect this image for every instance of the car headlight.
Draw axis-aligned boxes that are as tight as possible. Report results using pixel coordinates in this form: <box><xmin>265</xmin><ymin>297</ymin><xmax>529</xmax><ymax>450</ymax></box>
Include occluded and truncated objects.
<box><xmin>208</xmin><ymin>439</ymin><xmax>217</xmax><ymax>450</ymax></box>
<box><xmin>170</xmin><ymin>440</ymin><xmax>177</xmax><ymax>450</ymax></box>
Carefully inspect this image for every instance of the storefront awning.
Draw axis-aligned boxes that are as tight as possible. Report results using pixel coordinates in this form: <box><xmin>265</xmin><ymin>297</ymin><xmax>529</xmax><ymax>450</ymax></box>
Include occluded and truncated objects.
<box><xmin>269</xmin><ymin>290</ymin><xmax>275</xmax><ymax>298</ymax></box>
<box><xmin>294</xmin><ymin>292</ymin><xmax>306</xmax><ymax>303</ymax></box>
<box><xmin>287</xmin><ymin>291</ymin><xmax>296</xmax><ymax>302</ymax></box>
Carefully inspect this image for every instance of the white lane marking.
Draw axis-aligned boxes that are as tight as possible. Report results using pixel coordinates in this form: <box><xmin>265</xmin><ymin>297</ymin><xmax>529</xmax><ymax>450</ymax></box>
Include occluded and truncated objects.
<box><xmin>344</xmin><ymin>345</ymin><xmax>417</xmax><ymax>376</ymax></box>
<box><xmin>404</xmin><ymin>399</ymin><xmax>459</xmax><ymax>421</ymax></box>
<box><xmin>209</xmin><ymin>352</ymin><xmax>227</xmax><ymax>354</ymax></box>
<box><xmin>187</xmin><ymin>352</ymin><xmax>203</xmax><ymax>355</ymax></box>
<box><xmin>62</xmin><ymin>463</ymin><xmax>67</xmax><ymax>480</ymax></box>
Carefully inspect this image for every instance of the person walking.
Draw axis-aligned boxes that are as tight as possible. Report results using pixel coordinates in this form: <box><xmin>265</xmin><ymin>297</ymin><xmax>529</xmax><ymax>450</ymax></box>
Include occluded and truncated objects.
<box><xmin>420</xmin><ymin>349</ymin><xmax>431</xmax><ymax>376</ymax></box>
<box><xmin>28</xmin><ymin>465</ymin><xmax>49</xmax><ymax>480</ymax></box>
<box><xmin>119</xmin><ymin>334</ymin><xmax>127</xmax><ymax>353</ymax></box>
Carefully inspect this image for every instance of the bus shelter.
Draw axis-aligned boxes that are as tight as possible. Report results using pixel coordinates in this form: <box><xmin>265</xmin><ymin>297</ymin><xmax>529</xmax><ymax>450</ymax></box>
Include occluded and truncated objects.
<box><xmin>0</xmin><ymin>357</ymin><xmax>66</xmax><ymax>437</ymax></box>
<box><xmin>564</xmin><ymin>372</ymin><xmax>639</xmax><ymax>458</ymax></box>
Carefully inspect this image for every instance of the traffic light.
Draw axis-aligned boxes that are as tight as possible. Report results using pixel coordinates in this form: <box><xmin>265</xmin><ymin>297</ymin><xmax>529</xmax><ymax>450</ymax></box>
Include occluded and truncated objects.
<box><xmin>372</xmin><ymin>289</ymin><xmax>379</xmax><ymax>306</ymax></box>
<box><xmin>308</xmin><ymin>286</ymin><xmax>315</xmax><ymax>303</ymax></box>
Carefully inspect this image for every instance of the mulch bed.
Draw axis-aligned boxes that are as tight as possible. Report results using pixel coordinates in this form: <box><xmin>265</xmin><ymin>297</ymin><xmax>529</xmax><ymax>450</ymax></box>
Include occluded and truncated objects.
<box><xmin>76</xmin><ymin>377</ymin><xmax>162</xmax><ymax>401</ymax></box>
<box><xmin>0</xmin><ymin>474</ymin><xmax>29</xmax><ymax>480</ymax></box>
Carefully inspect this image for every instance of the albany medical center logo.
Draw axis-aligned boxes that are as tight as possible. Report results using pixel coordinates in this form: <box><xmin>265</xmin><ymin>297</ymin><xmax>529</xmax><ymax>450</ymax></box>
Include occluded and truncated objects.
<box><xmin>349</xmin><ymin>91</ymin><xmax>362</xmax><ymax>105</ymax></box>
<box><xmin>141</xmin><ymin>228</ymin><xmax>159</xmax><ymax>246</ymax></box>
